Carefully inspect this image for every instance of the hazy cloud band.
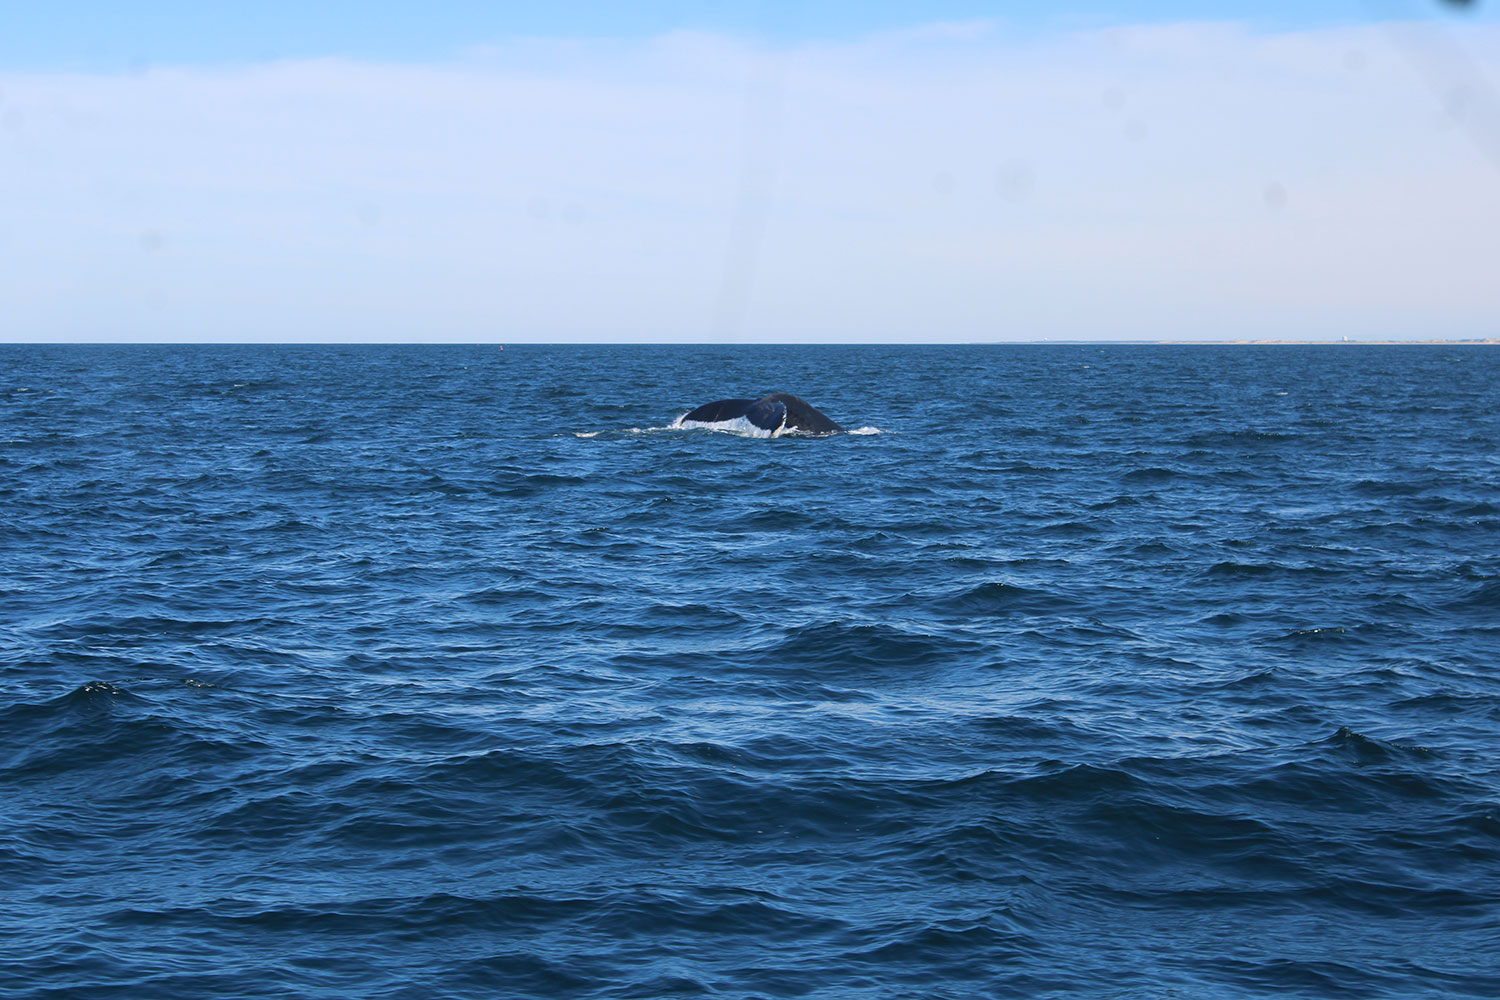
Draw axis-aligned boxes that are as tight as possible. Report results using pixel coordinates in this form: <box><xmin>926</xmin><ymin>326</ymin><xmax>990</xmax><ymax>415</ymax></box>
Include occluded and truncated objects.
<box><xmin>2</xmin><ymin>20</ymin><xmax>1497</xmax><ymax>341</ymax></box>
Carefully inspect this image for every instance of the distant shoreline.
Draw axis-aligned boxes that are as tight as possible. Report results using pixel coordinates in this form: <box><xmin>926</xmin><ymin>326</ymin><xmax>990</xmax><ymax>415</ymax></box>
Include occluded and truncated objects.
<box><xmin>1172</xmin><ymin>339</ymin><xmax>1500</xmax><ymax>346</ymax></box>
<box><xmin>993</xmin><ymin>339</ymin><xmax>1500</xmax><ymax>346</ymax></box>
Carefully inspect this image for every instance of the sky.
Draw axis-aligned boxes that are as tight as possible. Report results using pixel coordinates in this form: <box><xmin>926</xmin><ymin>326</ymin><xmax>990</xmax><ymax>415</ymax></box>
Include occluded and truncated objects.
<box><xmin>2</xmin><ymin>1</ymin><xmax>1498</xmax><ymax>342</ymax></box>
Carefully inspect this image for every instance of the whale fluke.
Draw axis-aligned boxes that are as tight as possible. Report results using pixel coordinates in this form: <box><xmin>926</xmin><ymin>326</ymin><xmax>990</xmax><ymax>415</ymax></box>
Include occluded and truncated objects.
<box><xmin>678</xmin><ymin>393</ymin><xmax>843</xmax><ymax>436</ymax></box>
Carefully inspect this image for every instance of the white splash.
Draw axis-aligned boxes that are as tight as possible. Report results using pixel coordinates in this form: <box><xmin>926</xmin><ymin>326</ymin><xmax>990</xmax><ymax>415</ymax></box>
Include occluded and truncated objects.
<box><xmin>673</xmin><ymin>416</ymin><xmax>778</xmax><ymax>438</ymax></box>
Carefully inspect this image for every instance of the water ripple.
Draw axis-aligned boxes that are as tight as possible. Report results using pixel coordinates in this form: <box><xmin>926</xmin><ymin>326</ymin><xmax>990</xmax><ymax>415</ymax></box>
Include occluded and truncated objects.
<box><xmin>3</xmin><ymin>344</ymin><xmax>1499</xmax><ymax>998</ymax></box>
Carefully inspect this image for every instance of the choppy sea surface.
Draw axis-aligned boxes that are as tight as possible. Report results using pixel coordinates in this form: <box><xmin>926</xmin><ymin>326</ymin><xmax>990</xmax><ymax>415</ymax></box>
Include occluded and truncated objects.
<box><xmin>3</xmin><ymin>343</ymin><xmax>1499</xmax><ymax>999</ymax></box>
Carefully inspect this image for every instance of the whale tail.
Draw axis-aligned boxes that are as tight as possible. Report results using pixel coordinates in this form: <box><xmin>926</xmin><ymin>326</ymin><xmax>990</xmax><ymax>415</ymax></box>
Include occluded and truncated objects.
<box><xmin>744</xmin><ymin>398</ymin><xmax>788</xmax><ymax>436</ymax></box>
<box><xmin>760</xmin><ymin>393</ymin><xmax>843</xmax><ymax>434</ymax></box>
<box><xmin>676</xmin><ymin>393</ymin><xmax>841</xmax><ymax>436</ymax></box>
<box><xmin>679</xmin><ymin>398</ymin><xmax>756</xmax><ymax>424</ymax></box>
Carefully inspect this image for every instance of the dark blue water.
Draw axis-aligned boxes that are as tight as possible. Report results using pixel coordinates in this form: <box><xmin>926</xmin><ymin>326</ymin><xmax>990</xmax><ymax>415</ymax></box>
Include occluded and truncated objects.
<box><xmin>3</xmin><ymin>344</ymin><xmax>1498</xmax><ymax>999</ymax></box>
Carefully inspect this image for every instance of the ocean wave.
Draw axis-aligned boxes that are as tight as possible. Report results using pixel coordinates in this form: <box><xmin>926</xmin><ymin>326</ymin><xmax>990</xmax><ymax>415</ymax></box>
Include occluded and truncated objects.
<box><xmin>6</xmin><ymin>343</ymin><xmax>1500</xmax><ymax>999</ymax></box>
<box><xmin>749</xmin><ymin>620</ymin><xmax>987</xmax><ymax>673</ymax></box>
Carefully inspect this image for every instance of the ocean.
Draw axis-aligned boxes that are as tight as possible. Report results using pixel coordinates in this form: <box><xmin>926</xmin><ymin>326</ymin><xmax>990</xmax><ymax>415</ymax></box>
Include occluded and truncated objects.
<box><xmin>3</xmin><ymin>343</ymin><xmax>1498</xmax><ymax>999</ymax></box>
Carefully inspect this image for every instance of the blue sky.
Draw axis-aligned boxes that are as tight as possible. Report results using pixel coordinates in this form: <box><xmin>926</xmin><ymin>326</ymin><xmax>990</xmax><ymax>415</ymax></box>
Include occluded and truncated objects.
<box><xmin>2</xmin><ymin>2</ymin><xmax>1498</xmax><ymax>341</ymax></box>
<box><xmin>3</xmin><ymin>1</ymin><xmax>1491</xmax><ymax>69</ymax></box>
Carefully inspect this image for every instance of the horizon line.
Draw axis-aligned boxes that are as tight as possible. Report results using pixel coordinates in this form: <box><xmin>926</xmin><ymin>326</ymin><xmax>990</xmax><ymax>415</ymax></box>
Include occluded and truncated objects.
<box><xmin>5</xmin><ymin>338</ymin><xmax>1498</xmax><ymax>347</ymax></box>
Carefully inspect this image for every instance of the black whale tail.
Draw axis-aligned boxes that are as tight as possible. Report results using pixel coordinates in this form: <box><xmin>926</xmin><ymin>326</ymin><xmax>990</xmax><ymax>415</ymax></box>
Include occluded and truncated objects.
<box><xmin>759</xmin><ymin>393</ymin><xmax>843</xmax><ymax>435</ymax></box>
<box><xmin>744</xmin><ymin>398</ymin><xmax>789</xmax><ymax>434</ymax></box>
<box><xmin>677</xmin><ymin>393</ymin><xmax>842</xmax><ymax>436</ymax></box>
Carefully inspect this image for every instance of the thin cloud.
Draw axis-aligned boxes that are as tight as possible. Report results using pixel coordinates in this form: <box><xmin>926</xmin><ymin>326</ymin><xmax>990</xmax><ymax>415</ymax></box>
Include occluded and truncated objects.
<box><xmin>1</xmin><ymin>19</ymin><xmax>1497</xmax><ymax>341</ymax></box>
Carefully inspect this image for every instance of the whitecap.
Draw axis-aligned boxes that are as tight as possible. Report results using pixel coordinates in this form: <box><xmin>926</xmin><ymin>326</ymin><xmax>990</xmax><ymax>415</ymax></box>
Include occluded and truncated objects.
<box><xmin>672</xmin><ymin>416</ymin><xmax>777</xmax><ymax>438</ymax></box>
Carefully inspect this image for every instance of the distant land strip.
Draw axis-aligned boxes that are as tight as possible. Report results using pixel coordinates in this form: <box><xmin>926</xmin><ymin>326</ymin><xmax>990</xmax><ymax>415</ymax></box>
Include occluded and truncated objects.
<box><xmin>1195</xmin><ymin>338</ymin><xmax>1500</xmax><ymax>345</ymax></box>
<box><xmin>1004</xmin><ymin>338</ymin><xmax>1500</xmax><ymax>345</ymax></box>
